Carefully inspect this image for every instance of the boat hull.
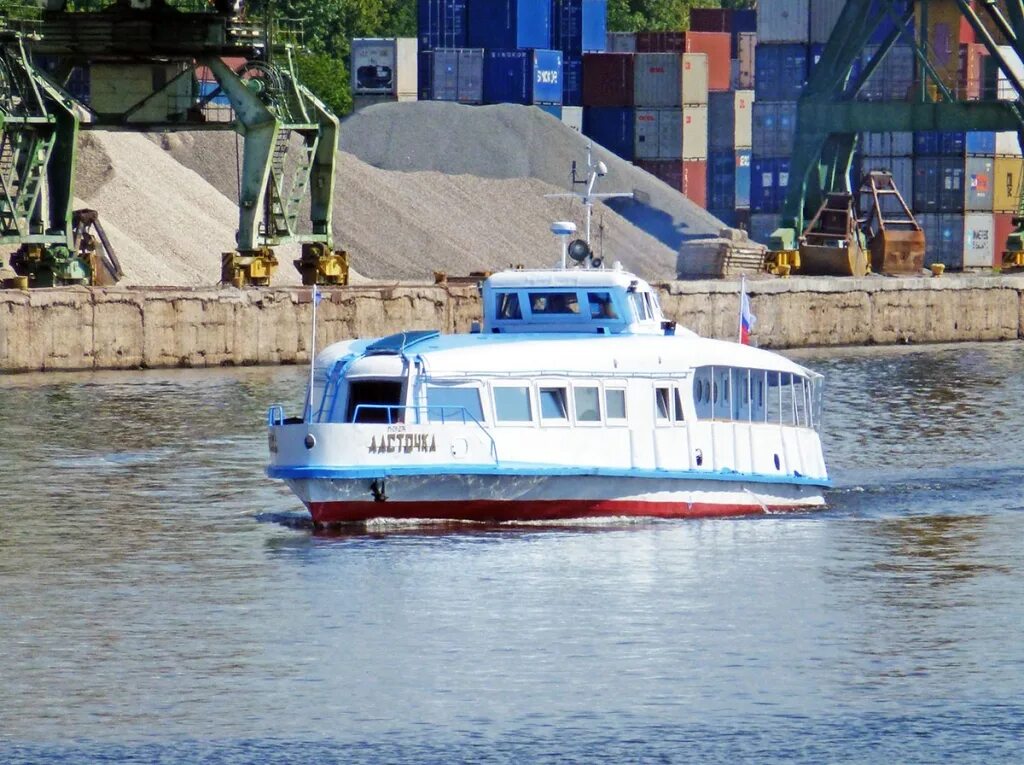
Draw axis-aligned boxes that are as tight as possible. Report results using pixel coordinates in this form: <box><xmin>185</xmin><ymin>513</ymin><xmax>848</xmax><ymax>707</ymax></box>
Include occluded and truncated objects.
<box><xmin>284</xmin><ymin>473</ymin><xmax>826</xmax><ymax>524</ymax></box>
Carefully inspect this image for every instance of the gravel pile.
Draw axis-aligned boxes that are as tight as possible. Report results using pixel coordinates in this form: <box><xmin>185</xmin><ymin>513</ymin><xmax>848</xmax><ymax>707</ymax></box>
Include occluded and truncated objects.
<box><xmin>340</xmin><ymin>101</ymin><xmax>727</xmax><ymax>250</ymax></box>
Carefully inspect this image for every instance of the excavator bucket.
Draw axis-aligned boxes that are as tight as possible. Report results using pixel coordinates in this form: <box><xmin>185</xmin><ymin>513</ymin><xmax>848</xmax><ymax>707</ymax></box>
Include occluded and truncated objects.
<box><xmin>857</xmin><ymin>170</ymin><xmax>925</xmax><ymax>275</ymax></box>
<box><xmin>798</xmin><ymin>192</ymin><xmax>869</xmax><ymax>276</ymax></box>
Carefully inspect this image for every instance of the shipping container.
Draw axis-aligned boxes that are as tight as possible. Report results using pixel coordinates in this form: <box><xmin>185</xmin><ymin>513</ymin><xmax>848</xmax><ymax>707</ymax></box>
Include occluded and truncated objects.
<box><xmin>858</xmin><ymin>156</ymin><xmax>914</xmax><ymax>216</ymax></box>
<box><xmin>634</xmin><ymin>32</ymin><xmax>730</xmax><ymax>92</ymax></box>
<box><xmin>918</xmin><ymin>212</ymin><xmax>964</xmax><ymax>269</ymax></box>
<box><xmin>552</xmin><ymin>0</ymin><xmax>606</xmax><ymax>56</ymax></box>
<box><xmin>634</xmin><ymin>158</ymin><xmax>682</xmax><ymax>191</ymax></box>
<box><xmin>708</xmin><ymin>207</ymin><xmax>739</xmax><ymax>227</ymax></box>
<box><xmin>418</xmin><ymin>51</ymin><xmax>432</xmax><ymax>99</ymax></box>
<box><xmin>962</xmin><ymin>42</ymin><xmax>984</xmax><ymax>100</ymax></box>
<box><xmin>995</xmin><ymin>45</ymin><xmax>1024</xmax><ymax>99</ymax></box>
<box><xmin>538</xmin><ymin>103</ymin><xmax>562</xmax><ymax>119</ymax></box>
<box><xmin>757</xmin><ymin>0</ymin><xmax>810</xmax><ymax>44</ymax></box>
<box><xmin>351</xmin><ymin>38</ymin><xmax>418</xmax><ymax>98</ymax></box>
<box><xmin>736</xmin><ymin>32</ymin><xmax>756</xmax><ymax>89</ymax></box>
<box><xmin>754</xmin><ymin>43</ymin><xmax>808</xmax><ymax>102</ymax></box>
<box><xmin>966</xmin><ymin>156</ymin><xmax>994</xmax><ymax>212</ymax></box>
<box><xmin>808</xmin><ymin>42</ymin><xmax>863</xmax><ymax>87</ymax></box>
<box><xmin>561</xmin><ymin>105</ymin><xmax>583</xmax><ymax>132</ymax></box>
<box><xmin>913</xmin><ymin>156</ymin><xmax>966</xmax><ymax>213</ymax></box>
<box><xmin>735</xmin><ymin>149</ymin><xmax>751</xmax><ymax>208</ymax></box>
<box><xmin>860</xmin><ymin>131</ymin><xmax>913</xmax><ymax>158</ymax></box>
<box><xmin>750</xmin><ymin>212</ymin><xmax>779</xmax><ymax>246</ymax></box>
<box><xmin>634</xmin><ymin>105</ymin><xmax>707</xmax><ymax>160</ymax></box>
<box><xmin>418</xmin><ymin>0</ymin><xmax>468</xmax><ymax>50</ymax></box>
<box><xmin>993</xmin><ymin>155</ymin><xmax>1024</xmax><ymax>212</ymax></box>
<box><xmin>605</xmin><ymin>31</ymin><xmax>636</xmax><ymax>52</ymax></box>
<box><xmin>582</xmin><ymin>53</ymin><xmax>634</xmax><ymax>106</ymax></box>
<box><xmin>751</xmin><ymin>156</ymin><xmax>790</xmax><ymax>213</ymax></box>
<box><xmin>809</xmin><ymin>0</ymin><xmax>845</xmax><ymax>44</ymax></box>
<box><xmin>996</xmin><ymin>131</ymin><xmax>1023</xmax><ymax>157</ymax></box>
<box><xmin>467</xmin><ymin>0</ymin><xmax>551</xmax><ymax>50</ymax></box>
<box><xmin>867</xmin><ymin>0</ymin><xmax>912</xmax><ymax>44</ymax></box>
<box><xmin>964</xmin><ymin>212</ymin><xmax>995</xmax><ymax>268</ymax></box>
<box><xmin>633</xmin><ymin>52</ymin><xmax>708</xmax><ymax>108</ymax></box>
<box><xmin>912</xmin><ymin>130</ymin><xmax>996</xmax><ymax>156</ymax></box>
<box><xmin>751</xmin><ymin>101</ymin><xmax>797</xmax><ymax>158</ymax></box>
<box><xmin>689</xmin><ymin>7</ymin><xmax>730</xmax><ymax>33</ymax></box>
<box><xmin>858</xmin><ymin>44</ymin><xmax>914</xmax><ymax>101</ymax></box>
<box><xmin>563</xmin><ymin>56</ymin><xmax>583</xmax><ymax>105</ymax></box>
<box><xmin>583</xmin><ymin>106</ymin><xmax>634</xmax><ymax>159</ymax></box>
<box><xmin>994</xmin><ymin>212</ymin><xmax>1016</xmax><ymax>265</ymax></box>
<box><xmin>431</xmin><ymin>48</ymin><xmax>484</xmax><ymax>103</ymax></box>
<box><xmin>682</xmin><ymin>159</ymin><xmax>707</xmax><ymax>206</ymax></box>
<box><xmin>708</xmin><ymin>89</ymin><xmax>753</xmax><ymax>151</ymax></box>
<box><xmin>483</xmin><ymin>48</ymin><xmax>563</xmax><ymax>105</ymax></box>
<box><xmin>915</xmin><ymin>0</ymin><xmax>972</xmax><ymax>92</ymax></box>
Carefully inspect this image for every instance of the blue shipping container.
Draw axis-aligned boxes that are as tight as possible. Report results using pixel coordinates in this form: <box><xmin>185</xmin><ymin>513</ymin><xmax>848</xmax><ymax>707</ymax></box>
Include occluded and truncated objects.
<box><xmin>562</xmin><ymin>56</ymin><xmax>582</xmax><ymax>105</ymax></box>
<box><xmin>869</xmin><ymin>0</ymin><xmax>912</xmax><ymax>45</ymax></box>
<box><xmin>708</xmin><ymin>151</ymin><xmax>736</xmax><ymax>210</ymax></box>
<box><xmin>708</xmin><ymin>208</ymin><xmax>739</xmax><ymax>227</ymax></box>
<box><xmin>735</xmin><ymin>149</ymin><xmax>751</xmax><ymax>208</ymax></box>
<box><xmin>913</xmin><ymin>156</ymin><xmax>965</xmax><ymax>213</ymax></box>
<box><xmin>914</xmin><ymin>131</ymin><xmax>997</xmax><ymax>157</ymax></box>
<box><xmin>483</xmin><ymin>49</ymin><xmax>563</xmax><ymax>105</ymax></box>
<box><xmin>538</xmin><ymin>103</ymin><xmax>562</xmax><ymax>119</ymax></box>
<box><xmin>751</xmin><ymin>101</ymin><xmax>797</xmax><ymax>158</ymax></box>
<box><xmin>467</xmin><ymin>0</ymin><xmax>551</xmax><ymax>50</ymax></box>
<box><xmin>199</xmin><ymin>80</ymin><xmax>230</xmax><ymax>105</ymax></box>
<box><xmin>754</xmin><ymin>44</ymin><xmax>808</xmax><ymax>102</ymax></box>
<box><xmin>552</xmin><ymin>0</ymin><xmax>606</xmax><ymax>55</ymax></box>
<box><xmin>582</xmin><ymin>106</ymin><xmax>634</xmax><ymax>160</ymax></box>
<box><xmin>418</xmin><ymin>0</ymin><xmax>468</xmax><ymax>49</ymax></box>
<box><xmin>751</xmin><ymin>156</ymin><xmax>790</xmax><ymax>214</ymax></box>
<box><xmin>809</xmin><ymin>43</ymin><xmax>863</xmax><ymax>90</ymax></box>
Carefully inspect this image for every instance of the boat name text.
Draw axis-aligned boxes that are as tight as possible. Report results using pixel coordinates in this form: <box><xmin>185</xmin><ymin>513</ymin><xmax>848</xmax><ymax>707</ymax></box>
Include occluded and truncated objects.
<box><xmin>368</xmin><ymin>433</ymin><xmax>438</xmax><ymax>455</ymax></box>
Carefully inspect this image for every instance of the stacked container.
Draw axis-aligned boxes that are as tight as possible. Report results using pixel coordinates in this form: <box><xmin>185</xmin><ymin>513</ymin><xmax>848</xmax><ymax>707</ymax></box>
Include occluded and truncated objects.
<box><xmin>483</xmin><ymin>49</ymin><xmax>563</xmax><ymax>107</ymax></box>
<box><xmin>417</xmin><ymin>0</ymin><xmax>469</xmax><ymax>99</ymax></box>
<box><xmin>553</xmin><ymin>0</ymin><xmax>607</xmax><ymax>106</ymax></box>
<box><xmin>351</xmin><ymin>38</ymin><xmax>419</xmax><ymax>111</ymax></box>
<box><xmin>706</xmin><ymin>89</ymin><xmax>753</xmax><ymax>227</ymax></box>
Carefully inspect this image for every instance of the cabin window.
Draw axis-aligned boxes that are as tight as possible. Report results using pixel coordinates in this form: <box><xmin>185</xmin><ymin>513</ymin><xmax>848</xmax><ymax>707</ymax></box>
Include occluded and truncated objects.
<box><xmin>496</xmin><ymin>292</ymin><xmax>522</xmax><ymax>320</ymax></box>
<box><xmin>606</xmin><ymin>388</ymin><xmax>627</xmax><ymax>420</ymax></box>
<box><xmin>574</xmin><ymin>386</ymin><xmax>601</xmax><ymax>422</ymax></box>
<box><xmin>630</xmin><ymin>292</ymin><xmax>651</xmax><ymax>321</ymax></box>
<box><xmin>539</xmin><ymin>387</ymin><xmax>569</xmax><ymax>421</ymax></box>
<box><xmin>643</xmin><ymin>292</ymin><xmax>656</xmax><ymax>319</ymax></box>
<box><xmin>426</xmin><ymin>385</ymin><xmax>484</xmax><ymax>423</ymax></box>
<box><xmin>347</xmin><ymin>380</ymin><xmax>404</xmax><ymax>423</ymax></box>
<box><xmin>529</xmin><ymin>292</ymin><xmax>580</xmax><ymax>315</ymax></box>
<box><xmin>655</xmin><ymin>387</ymin><xmax>671</xmax><ymax>421</ymax></box>
<box><xmin>494</xmin><ymin>386</ymin><xmax>533</xmax><ymax>422</ymax></box>
<box><xmin>673</xmin><ymin>388</ymin><xmax>686</xmax><ymax>422</ymax></box>
<box><xmin>587</xmin><ymin>292</ymin><xmax>618</xmax><ymax>319</ymax></box>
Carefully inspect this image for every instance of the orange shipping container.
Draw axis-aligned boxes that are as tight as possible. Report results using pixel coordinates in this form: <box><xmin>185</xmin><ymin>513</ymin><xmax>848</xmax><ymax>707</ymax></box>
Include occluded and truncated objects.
<box><xmin>994</xmin><ymin>212</ymin><xmax>1016</xmax><ymax>266</ymax></box>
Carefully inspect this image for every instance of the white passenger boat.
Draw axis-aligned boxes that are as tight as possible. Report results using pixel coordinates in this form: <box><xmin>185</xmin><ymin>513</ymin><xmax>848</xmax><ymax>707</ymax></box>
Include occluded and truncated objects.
<box><xmin>266</xmin><ymin>159</ymin><xmax>830</xmax><ymax>524</ymax></box>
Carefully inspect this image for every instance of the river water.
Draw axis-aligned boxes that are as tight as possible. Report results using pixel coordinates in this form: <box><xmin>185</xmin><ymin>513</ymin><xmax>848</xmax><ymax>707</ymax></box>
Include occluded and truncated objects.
<box><xmin>1</xmin><ymin>342</ymin><xmax>1022</xmax><ymax>763</ymax></box>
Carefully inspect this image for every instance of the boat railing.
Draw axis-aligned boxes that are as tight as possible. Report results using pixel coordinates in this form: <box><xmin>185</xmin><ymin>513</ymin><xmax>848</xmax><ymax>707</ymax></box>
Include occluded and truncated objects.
<box><xmin>351</xmin><ymin>404</ymin><xmax>499</xmax><ymax>463</ymax></box>
<box><xmin>267</xmin><ymin>404</ymin><xmax>285</xmax><ymax>426</ymax></box>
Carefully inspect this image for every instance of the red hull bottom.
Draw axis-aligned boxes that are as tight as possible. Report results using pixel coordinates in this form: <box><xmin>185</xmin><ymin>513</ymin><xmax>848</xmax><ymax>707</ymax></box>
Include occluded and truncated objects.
<box><xmin>308</xmin><ymin>499</ymin><xmax>812</xmax><ymax>525</ymax></box>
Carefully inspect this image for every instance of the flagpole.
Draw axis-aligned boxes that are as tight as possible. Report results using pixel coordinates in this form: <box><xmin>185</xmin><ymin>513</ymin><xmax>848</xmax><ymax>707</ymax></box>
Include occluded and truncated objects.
<box><xmin>738</xmin><ymin>275</ymin><xmax>745</xmax><ymax>343</ymax></box>
<box><xmin>307</xmin><ymin>284</ymin><xmax>319</xmax><ymax>423</ymax></box>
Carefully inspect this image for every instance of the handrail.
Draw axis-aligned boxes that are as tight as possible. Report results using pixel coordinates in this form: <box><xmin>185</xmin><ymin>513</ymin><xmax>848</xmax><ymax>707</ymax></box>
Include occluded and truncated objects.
<box><xmin>351</xmin><ymin>404</ymin><xmax>499</xmax><ymax>464</ymax></box>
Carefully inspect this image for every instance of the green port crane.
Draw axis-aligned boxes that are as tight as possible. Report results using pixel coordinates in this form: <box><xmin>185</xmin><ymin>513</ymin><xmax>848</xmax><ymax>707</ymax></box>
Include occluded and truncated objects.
<box><xmin>772</xmin><ymin>0</ymin><xmax>1024</xmax><ymax>276</ymax></box>
<box><xmin>0</xmin><ymin>0</ymin><xmax>345</xmax><ymax>287</ymax></box>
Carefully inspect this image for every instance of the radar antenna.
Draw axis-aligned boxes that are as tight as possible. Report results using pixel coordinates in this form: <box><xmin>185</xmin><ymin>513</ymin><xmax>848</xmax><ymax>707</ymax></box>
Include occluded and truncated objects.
<box><xmin>545</xmin><ymin>144</ymin><xmax>633</xmax><ymax>254</ymax></box>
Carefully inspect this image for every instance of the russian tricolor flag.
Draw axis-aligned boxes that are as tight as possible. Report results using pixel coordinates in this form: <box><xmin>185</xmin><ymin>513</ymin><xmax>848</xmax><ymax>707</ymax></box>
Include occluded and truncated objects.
<box><xmin>739</xmin><ymin>276</ymin><xmax>755</xmax><ymax>345</ymax></box>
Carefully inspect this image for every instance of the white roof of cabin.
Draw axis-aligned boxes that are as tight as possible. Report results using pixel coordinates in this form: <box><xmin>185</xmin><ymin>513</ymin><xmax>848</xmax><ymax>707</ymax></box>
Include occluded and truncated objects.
<box><xmin>484</xmin><ymin>268</ymin><xmax>652</xmax><ymax>291</ymax></box>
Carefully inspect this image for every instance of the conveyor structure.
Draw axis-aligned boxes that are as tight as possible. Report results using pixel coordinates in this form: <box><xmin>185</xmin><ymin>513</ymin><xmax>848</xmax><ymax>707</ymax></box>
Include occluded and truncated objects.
<box><xmin>0</xmin><ymin>0</ymin><xmax>345</xmax><ymax>287</ymax></box>
<box><xmin>773</xmin><ymin>0</ymin><xmax>1024</xmax><ymax>275</ymax></box>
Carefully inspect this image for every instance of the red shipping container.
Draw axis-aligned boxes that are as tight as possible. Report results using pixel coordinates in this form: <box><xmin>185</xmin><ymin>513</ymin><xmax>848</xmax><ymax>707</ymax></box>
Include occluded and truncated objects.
<box><xmin>634</xmin><ymin>159</ymin><xmax>683</xmax><ymax>192</ymax></box>
<box><xmin>994</xmin><ymin>212</ymin><xmax>1015</xmax><ymax>267</ymax></box>
<box><xmin>582</xmin><ymin>53</ymin><xmax>635</xmax><ymax>106</ymax></box>
<box><xmin>635</xmin><ymin>31</ymin><xmax>731</xmax><ymax>92</ymax></box>
<box><xmin>689</xmin><ymin>8</ymin><xmax>731</xmax><ymax>33</ymax></box>
<box><xmin>682</xmin><ymin>159</ymin><xmax>708</xmax><ymax>207</ymax></box>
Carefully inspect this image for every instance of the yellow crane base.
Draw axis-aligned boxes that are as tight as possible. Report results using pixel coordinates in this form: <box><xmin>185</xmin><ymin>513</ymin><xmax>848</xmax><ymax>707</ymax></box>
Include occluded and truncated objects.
<box><xmin>767</xmin><ymin>249</ymin><xmax>800</xmax><ymax>276</ymax></box>
<box><xmin>222</xmin><ymin>249</ymin><xmax>279</xmax><ymax>287</ymax></box>
<box><xmin>294</xmin><ymin>243</ymin><xmax>350</xmax><ymax>286</ymax></box>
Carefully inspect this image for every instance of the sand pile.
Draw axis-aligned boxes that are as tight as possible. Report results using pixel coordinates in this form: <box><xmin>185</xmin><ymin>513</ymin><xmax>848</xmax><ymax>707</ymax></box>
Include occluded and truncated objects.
<box><xmin>150</xmin><ymin>129</ymin><xmax>679</xmax><ymax>280</ymax></box>
<box><xmin>340</xmin><ymin>101</ymin><xmax>727</xmax><ymax>250</ymax></box>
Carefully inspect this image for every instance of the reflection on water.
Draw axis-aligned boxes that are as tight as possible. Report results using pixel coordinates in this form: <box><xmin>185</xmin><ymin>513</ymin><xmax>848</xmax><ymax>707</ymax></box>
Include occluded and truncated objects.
<box><xmin>1</xmin><ymin>344</ymin><xmax>1024</xmax><ymax>763</ymax></box>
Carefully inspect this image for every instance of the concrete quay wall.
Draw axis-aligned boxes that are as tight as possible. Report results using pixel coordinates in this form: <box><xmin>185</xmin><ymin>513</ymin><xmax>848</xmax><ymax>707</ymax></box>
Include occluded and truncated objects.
<box><xmin>2</xmin><ymin>275</ymin><xmax>1023</xmax><ymax>373</ymax></box>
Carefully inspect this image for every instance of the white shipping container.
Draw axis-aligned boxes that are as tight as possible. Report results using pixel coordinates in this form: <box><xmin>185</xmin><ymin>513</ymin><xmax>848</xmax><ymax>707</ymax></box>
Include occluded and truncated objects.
<box><xmin>635</xmin><ymin>53</ymin><xmax>708</xmax><ymax>108</ymax></box>
<box><xmin>996</xmin><ymin>131</ymin><xmax>1023</xmax><ymax>156</ymax></box>
<box><xmin>682</xmin><ymin>104</ymin><xmax>708</xmax><ymax>160</ymax></box>
<box><xmin>964</xmin><ymin>212</ymin><xmax>995</xmax><ymax>268</ymax></box>
<box><xmin>561</xmin><ymin>105</ymin><xmax>583</xmax><ymax>133</ymax></box>
<box><xmin>735</xmin><ymin>89</ymin><xmax>753</xmax><ymax>149</ymax></box>
<box><xmin>757</xmin><ymin>0</ymin><xmax>810</xmax><ymax>44</ymax></box>
<box><xmin>351</xmin><ymin>38</ymin><xmax>418</xmax><ymax>97</ymax></box>
<box><xmin>634</xmin><ymin>109</ymin><xmax>683</xmax><ymax>160</ymax></box>
<box><xmin>606</xmin><ymin>32</ymin><xmax>636</xmax><ymax>53</ymax></box>
<box><xmin>809</xmin><ymin>0</ymin><xmax>845</xmax><ymax>44</ymax></box>
<box><xmin>682</xmin><ymin>53</ymin><xmax>709</xmax><ymax>106</ymax></box>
